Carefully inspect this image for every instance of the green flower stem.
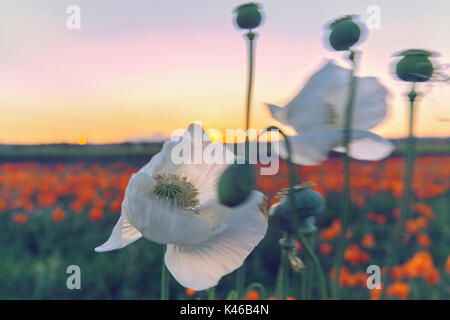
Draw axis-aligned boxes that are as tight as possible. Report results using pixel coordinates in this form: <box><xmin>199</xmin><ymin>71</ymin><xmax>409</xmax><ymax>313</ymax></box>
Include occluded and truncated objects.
<box><xmin>331</xmin><ymin>50</ymin><xmax>359</xmax><ymax>300</ymax></box>
<box><xmin>263</xmin><ymin>126</ymin><xmax>329</xmax><ymax>300</ymax></box>
<box><xmin>296</xmin><ymin>231</ymin><xmax>327</xmax><ymax>300</ymax></box>
<box><xmin>236</xmin><ymin>31</ymin><xmax>256</xmax><ymax>298</ymax></box>
<box><xmin>300</xmin><ymin>240</ymin><xmax>311</xmax><ymax>300</ymax></box>
<box><xmin>245</xmin><ymin>31</ymin><xmax>256</xmax><ymax>134</ymax></box>
<box><xmin>275</xmin><ymin>241</ymin><xmax>289</xmax><ymax>300</ymax></box>
<box><xmin>207</xmin><ymin>287</ymin><xmax>215</xmax><ymax>300</ymax></box>
<box><xmin>160</xmin><ymin>251</ymin><xmax>170</xmax><ymax>300</ymax></box>
<box><xmin>399</xmin><ymin>86</ymin><xmax>417</xmax><ymax>233</ymax></box>
<box><xmin>301</xmin><ymin>236</ymin><xmax>316</xmax><ymax>300</ymax></box>
<box><xmin>236</xmin><ymin>31</ymin><xmax>257</xmax><ymax>299</ymax></box>
<box><xmin>236</xmin><ymin>264</ymin><xmax>246</xmax><ymax>299</ymax></box>
<box><xmin>382</xmin><ymin>84</ymin><xmax>417</xmax><ymax>298</ymax></box>
<box><xmin>300</xmin><ymin>269</ymin><xmax>309</xmax><ymax>300</ymax></box>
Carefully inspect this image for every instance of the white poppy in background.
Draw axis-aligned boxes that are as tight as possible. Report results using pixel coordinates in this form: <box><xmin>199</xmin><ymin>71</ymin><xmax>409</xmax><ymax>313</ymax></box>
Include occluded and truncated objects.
<box><xmin>95</xmin><ymin>124</ymin><xmax>268</xmax><ymax>291</ymax></box>
<box><xmin>267</xmin><ymin>60</ymin><xmax>394</xmax><ymax>165</ymax></box>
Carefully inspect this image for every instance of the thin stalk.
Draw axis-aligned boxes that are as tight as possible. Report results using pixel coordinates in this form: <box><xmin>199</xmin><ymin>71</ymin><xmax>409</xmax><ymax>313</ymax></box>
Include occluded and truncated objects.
<box><xmin>300</xmin><ymin>243</ymin><xmax>311</xmax><ymax>300</ymax></box>
<box><xmin>398</xmin><ymin>86</ymin><xmax>417</xmax><ymax>235</ymax></box>
<box><xmin>245</xmin><ymin>31</ymin><xmax>256</xmax><ymax>133</ymax></box>
<box><xmin>275</xmin><ymin>244</ymin><xmax>289</xmax><ymax>300</ymax></box>
<box><xmin>263</xmin><ymin>126</ymin><xmax>328</xmax><ymax>300</ymax></box>
<box><xmin>207</xmin><ymin>287</ymin><xmax>215</xmax><ymax>300</ymax></box>
<box><xmin>296</xmin><ymin>232</ymin><xmax>327</xmax><ymax>300</ymax></box>
<box><xmin>302</xmin><ymin>237</ymin><xmax>316</xmax><ymax>299</ymax></box>
<box><xmin>382</xmin><ymin>84</ymin><xmax>417</xmax><ymax>298</ymax></box>
<box><xmin>332</xmin><ymin>50</ymin><xmax>359</xmax><ymax>299</ymax></box>
<box><xmin>236</xmin><ymin>30</ymin><xmax>257</xmax><ymax>299</ymax></box>
<box><xmin>160</xmin><ymin>252</ymin><xmax>170</xmax><ymax>300</ymax></box>
<box><xmin>236</xmin><ymin>264</ymin><xmax>246</xmax><ymax>299</ymax></box>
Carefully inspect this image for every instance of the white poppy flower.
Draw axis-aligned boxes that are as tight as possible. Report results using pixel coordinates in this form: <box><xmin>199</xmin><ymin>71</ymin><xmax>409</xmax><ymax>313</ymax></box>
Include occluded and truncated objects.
<box><xmin>95</xmin><ymin>124</ymin><xmax>268</xmax><ymax>291</ymax></box>
<box><xmin>267</xmin><ymin>60</ymin><xmax>394</xmax><ymax>165</ymax></box>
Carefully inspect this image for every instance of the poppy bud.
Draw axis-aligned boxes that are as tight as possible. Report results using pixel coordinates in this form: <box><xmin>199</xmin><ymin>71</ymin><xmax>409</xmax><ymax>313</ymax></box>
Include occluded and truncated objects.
<box><xmin>395</xmin><ymin>49</ymin><xmax>435</xmax><ymax>82</ymax></box>
<box><xmin>234</xmin><ymin>3</ymin><xmax>263</xmax><ymax>30</ymax></box>
<box><xmin>217</xmin><ymin>162</ymin><xmax>256</xmax><ymax>207</ymax></box>
<box><xmin>328</xmin><ymin>16</ymin><xmax>361</xmax><ymax>51</ymax></box>
<box><xmin>269</xmin><ymin>188</ymin><xmax>325</xmax><ymax>234</ymax></box>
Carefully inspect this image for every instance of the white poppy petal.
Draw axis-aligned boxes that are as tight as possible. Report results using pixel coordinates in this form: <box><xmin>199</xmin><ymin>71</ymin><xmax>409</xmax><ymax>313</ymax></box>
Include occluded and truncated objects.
<box><xmin>126</xmin><ymin>188</ymin><xmax>217</xmax><ymax>245</ymax></box>
<box><xmin>268</xmin><ymin>60</ymin><xmax>350</xmax><ymax>131</ymax></box>
<box><xmin>175</xmin><ymin>159</ymin><xmax>233</xmax><ymax>202</ymax></box>
<box><xmin>267</xmin><ymin>60</ymin><xmax>389</xmax><ymax>133</ymax></box>
<box><xmin>278</xmin><ymin>130</ymin><xmax>337</xmax><ymax>165</ymax></box>
<box><xmin>325</xmin><ymin>76</ymin><xmax>389</xmax><ymax>130</ymax></box>
<box><xmin>333</xmin><ymin>129</ymin><xmax>395</xmax><ymax>161</ymax></box>
<box><xmin>267</xmin><ymin>103</ymin><xmax>290</xmax><ymax>127</ymax></box>
<box><xmin>96</xmin><ymin>123</ymin><xmax>238</xmax><ymax>253</ymax></box>
<box><xmin>196</xmin><ymin>197</ymin><xmax>230</xmax><ymax>232</ymax></box>
<box><xmin>164</xmin><ymin>191</ymin><xmax>268</xmax><ymax>290</ymax></box>
<box><xmin>94</xmin><ymin>198</ymin><xmax>142</xmax><ymax>252</ymax></box>
<box><xmin>139</xmin><ymin>139</ymin><xmax>177</xmax><ymax>176</ymax></box>
<box><xmin>152</xmin><ymin>123</ymin><xmax>235</xmax><ymax>202</ymax></box>
<box><xmin>278</xmin><ymin>128</ymin><xmax>394</xmax><ymax>165</ymax></box>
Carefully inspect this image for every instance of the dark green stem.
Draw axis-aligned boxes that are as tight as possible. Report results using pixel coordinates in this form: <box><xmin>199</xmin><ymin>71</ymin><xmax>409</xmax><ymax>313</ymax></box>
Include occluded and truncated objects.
<box><xmin>296</xmin><ymin>232</ymin><xmax>327</xmax><ymax>300</ymax></box>
<box><xmin>160</xmin><ymin>251</ymin><xmax>170</xmax><ymax>300</ymax></box>
<box><xmin>300</xmin><ymin>239</ymin><xmax>311</xmax><ymax>300</ymax></box>
<box><xmin>245</xmin><ymin>31</ymin><xmax>256</xmax><ymax>134</ymax></box>
<box><xmin>236</xmin><ymin>264</ymin><xmax>246</xmax><ymax>299</ymax></box>
<box><xmin>207</xmin><ymin>287</ymin><xmax>215</xmax><ymax>300</ymax></box>
<box><xmin>274</xmin><ymin>240</ymin><xmax>290</xmax><ymax>300</ymax></box>
<box><xmin>301</xmin><ymin>236</ymin><xmax>315</xmax><ymax>300</ymax></box>
<box><xmin>331</xmin><ymin>50</ymin><xmax>359</xmax><ymax>299</ymax></box>
<box><xmin>236</xmin><ymin>31</ymin><xmax>257</xmax><ymax>298</ymax></box>
<box><xmin>382</xmin><ymin>84</ymin><xmax>417</xmax><ymax>298</ymax></box>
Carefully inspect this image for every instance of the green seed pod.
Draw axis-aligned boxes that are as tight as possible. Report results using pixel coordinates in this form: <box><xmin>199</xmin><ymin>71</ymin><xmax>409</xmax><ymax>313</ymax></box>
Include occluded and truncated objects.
<box><xmin>270</xmin><ymin>201</ymin><xmax>295</xmax><ymax>234</ymax></box>
<box><xmin>235</xmin><ymin>3</ymin><xmax>262</xmax><ymax>30</ymax></box>
<box><xmin>328</xmin><ymin>16</ymin><xmax>361</xmax><ymax>51</ymax></box>
<box><xmin>297</xmin><ymin>216</ymin><xmax>318</xmax><ymax>234</ymax></box>
<box><xmin>269</xmin><ymin>188</ymin><xmax>325</xmax><ymax>234</ymax></box>
<box><xmin>217</xmin><ymin>162</ymin><xmax>256</xmax><ymax>207</ymax></box>
<box><xmin>395</xmin><ymin>49</ymin><xmax>434</xmax><ymax>82</ymax></box>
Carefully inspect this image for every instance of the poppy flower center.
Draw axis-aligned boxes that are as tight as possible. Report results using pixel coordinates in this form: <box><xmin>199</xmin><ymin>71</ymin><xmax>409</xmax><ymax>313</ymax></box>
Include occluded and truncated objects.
<box><xmin>152</xmin><ymin>174</ymin><xmax>200</xmax><ymax>212</ymax></box>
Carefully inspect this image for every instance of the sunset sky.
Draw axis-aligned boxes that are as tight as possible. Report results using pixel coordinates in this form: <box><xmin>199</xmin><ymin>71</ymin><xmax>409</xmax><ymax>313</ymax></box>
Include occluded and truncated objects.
<box><xmin>1</xmin><ymin>0</ymin><xmax>449</xmax><ymax>144</ymax></box>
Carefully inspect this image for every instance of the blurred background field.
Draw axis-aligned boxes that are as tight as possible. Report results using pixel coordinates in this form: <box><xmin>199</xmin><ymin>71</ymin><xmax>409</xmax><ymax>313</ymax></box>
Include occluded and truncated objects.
<box><xmin>0</xmin><ymin>141</ymin><xmax>449</xmax><ymax>300</ymax></box>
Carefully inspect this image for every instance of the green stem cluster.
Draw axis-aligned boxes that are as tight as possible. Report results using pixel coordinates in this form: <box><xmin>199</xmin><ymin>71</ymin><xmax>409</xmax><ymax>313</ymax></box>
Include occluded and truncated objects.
<box><xmin>264</xmin><ymin>126</ymin><xmax>328</xmax><ymax>300</ymax></box>
<box><xmin>275</xmin><ymin>238</ymin><xmax>290</xmax><ymax>300</ymax></box>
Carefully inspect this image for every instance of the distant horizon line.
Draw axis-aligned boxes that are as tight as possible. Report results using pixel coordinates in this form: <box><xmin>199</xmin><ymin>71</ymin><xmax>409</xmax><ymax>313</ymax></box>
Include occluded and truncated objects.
<box><xmin>1</xmin><ymin>136</ymin><xmax>449</xmax><ymax>147</ymax></box>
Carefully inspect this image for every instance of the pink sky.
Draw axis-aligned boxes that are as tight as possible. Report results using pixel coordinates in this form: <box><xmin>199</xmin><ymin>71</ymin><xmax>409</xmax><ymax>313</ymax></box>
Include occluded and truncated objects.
<box><xmin>0</xmin><ymin>0</ymin><xmax>449</xmax><ymax>144</ymax></box>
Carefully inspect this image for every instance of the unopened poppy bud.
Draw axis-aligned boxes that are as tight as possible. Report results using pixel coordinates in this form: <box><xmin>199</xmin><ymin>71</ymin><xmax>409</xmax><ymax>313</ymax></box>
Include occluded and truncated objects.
<box><xmin>234</xmin><ymin>3</ymin><xmax>263</xmax><ymax>30</ymax></box>
<box><xmin>217</xmin><ymin>162</ymin><xmax>256</xmax><ymax>207</ymax></box>
<box><xmin>395</xmin><ymin>49</ymin><xmax>435</xmax><ymax>82</ymax></box>
<box><xmin>328</xmin><ymin>15</ymin><xmax>361</xmax><ymax>51</ymax></box>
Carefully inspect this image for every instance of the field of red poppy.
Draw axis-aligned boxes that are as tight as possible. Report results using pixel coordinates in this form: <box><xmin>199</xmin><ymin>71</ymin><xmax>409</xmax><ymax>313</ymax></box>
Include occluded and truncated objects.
<box><xmin>0</xmin><ymin>154</ymin><xmax>449</xmax><ymax>300</ymax></box>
